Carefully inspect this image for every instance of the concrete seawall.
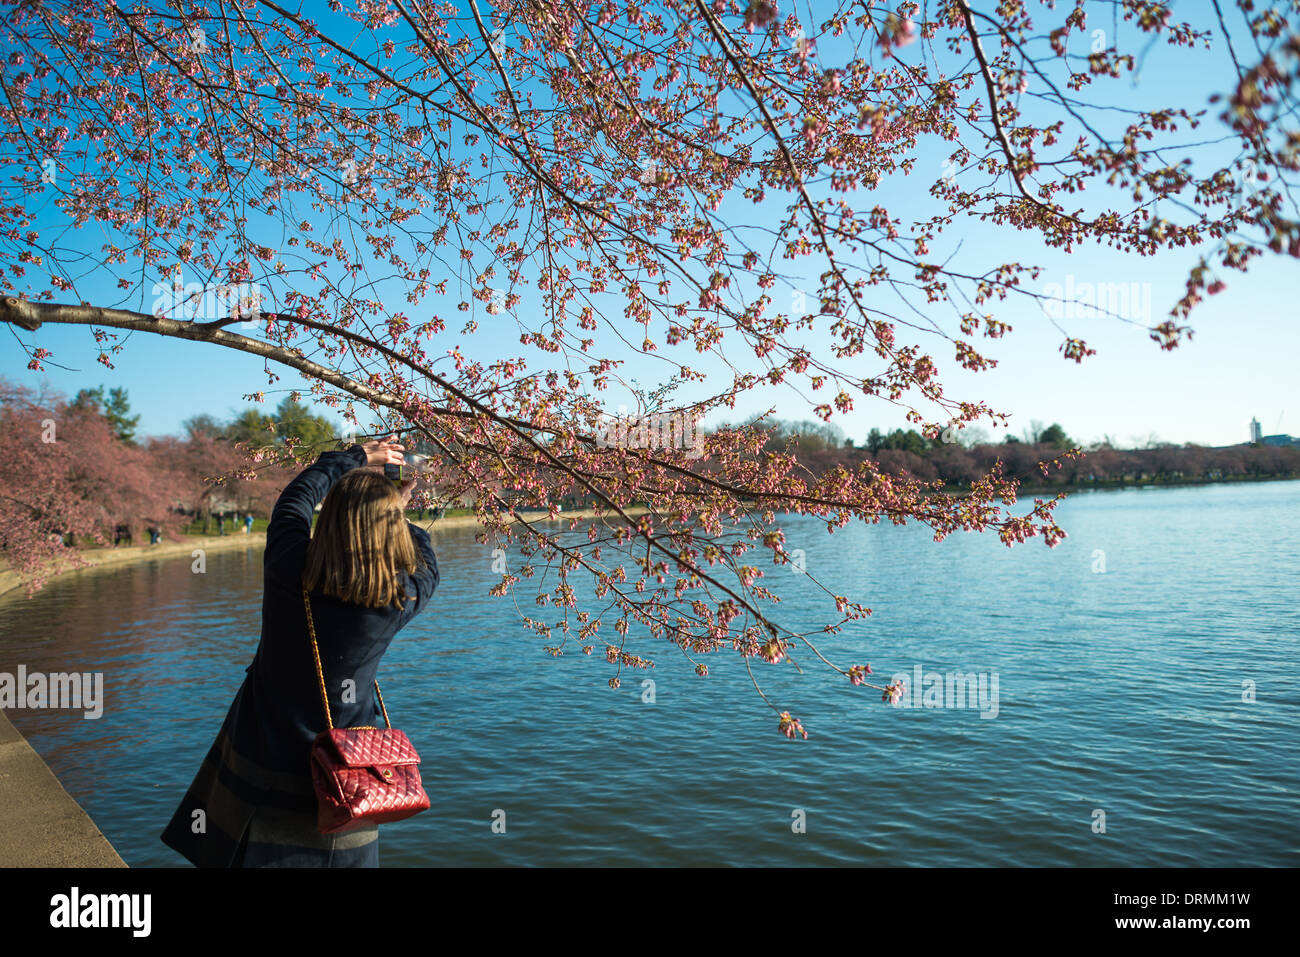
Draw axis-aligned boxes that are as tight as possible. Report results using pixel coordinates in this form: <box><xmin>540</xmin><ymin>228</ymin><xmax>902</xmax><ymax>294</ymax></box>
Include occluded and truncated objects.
<box><xmin>0</xmin><ymin>709</ymin><xmax>125</xmax><ymax>867</ymax></box>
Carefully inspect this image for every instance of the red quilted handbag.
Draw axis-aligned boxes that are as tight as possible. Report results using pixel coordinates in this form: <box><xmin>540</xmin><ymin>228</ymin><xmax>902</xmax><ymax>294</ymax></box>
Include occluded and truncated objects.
<box><xmin>303</xmin><ymin>588</ymin><xmax>431</xmax><ymax>834</ymax></box>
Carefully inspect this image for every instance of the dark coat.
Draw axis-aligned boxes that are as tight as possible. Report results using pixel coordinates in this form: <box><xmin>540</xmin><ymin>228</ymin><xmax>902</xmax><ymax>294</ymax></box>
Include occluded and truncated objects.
<box><xmin>160</xmin><ymin>446</ymin><xmax>439</xmax><ymax>867</ymax></box>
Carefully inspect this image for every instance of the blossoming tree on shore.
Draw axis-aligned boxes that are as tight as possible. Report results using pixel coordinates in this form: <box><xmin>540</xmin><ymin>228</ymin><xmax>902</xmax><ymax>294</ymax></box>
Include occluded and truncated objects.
<box><xmin>2</xmin><ymin>0</ymin><xmax>1296</xmax><ymax>735</ymax></box>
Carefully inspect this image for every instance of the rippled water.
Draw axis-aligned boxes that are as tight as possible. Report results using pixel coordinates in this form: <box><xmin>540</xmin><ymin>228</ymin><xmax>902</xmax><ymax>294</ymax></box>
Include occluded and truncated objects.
<box><xmin>2</xmin><ymin>481</ymin><xmax>1297</xmax><ymax>866</ymax></box>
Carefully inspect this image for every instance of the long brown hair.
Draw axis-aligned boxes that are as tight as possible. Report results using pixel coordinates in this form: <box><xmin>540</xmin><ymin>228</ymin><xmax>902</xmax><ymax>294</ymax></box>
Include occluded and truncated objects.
<box><xmin>302</xmin><ymin>468</ymin><xmax>418</xmax><ymax>609</ymax></box>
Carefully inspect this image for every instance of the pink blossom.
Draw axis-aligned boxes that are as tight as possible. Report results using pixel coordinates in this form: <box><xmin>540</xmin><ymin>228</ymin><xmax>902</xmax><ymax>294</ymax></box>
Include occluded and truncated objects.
<box><xmin>777</xmin><ymin>711</ymin><xmax>808</xmax><ymax>739</ymax></box>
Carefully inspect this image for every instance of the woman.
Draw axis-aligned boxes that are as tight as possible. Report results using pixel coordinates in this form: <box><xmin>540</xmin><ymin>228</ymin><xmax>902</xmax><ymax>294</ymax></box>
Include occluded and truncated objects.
<box><xmin>160</xmin><ymin>435</ymin><xmax>439</xmax><ymax>867</ymax></box>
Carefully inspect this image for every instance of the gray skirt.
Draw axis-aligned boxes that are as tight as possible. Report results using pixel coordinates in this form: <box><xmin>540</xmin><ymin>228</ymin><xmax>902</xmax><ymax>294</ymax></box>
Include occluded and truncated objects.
<box><xmin>233</xmin><ymin>805</ymin><xmax>379</xmax><ymax>868</ymax></box>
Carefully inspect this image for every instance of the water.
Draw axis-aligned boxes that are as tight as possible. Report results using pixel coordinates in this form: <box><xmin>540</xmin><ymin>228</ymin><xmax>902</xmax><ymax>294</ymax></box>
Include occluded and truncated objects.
<box><xmin>2</xmin><ymin>481</ymin><xmax>1297</xmax><ymax>866</ymax></box>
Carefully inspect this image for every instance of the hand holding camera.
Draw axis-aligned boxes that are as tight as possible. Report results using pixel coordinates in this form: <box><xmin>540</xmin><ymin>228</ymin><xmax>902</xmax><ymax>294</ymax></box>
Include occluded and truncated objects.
<box><xmin>358</xmin><ymin>434</ymin><xmax>430</xmax><ymax>509</ymax></box>
<box><xmin>360</xmin><ymin>433</ymin><xmax>405</xmax><ymax>468</ymax></box>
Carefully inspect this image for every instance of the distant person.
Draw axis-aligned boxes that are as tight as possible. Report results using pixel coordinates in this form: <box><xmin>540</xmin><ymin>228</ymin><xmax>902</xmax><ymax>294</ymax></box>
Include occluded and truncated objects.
<box><xmin>244</xmin><ymin>513</ymin><xmax>255</xmax><ymax>535</ymax></box>
<box><xmin>216</xmin><ymin>513</ymin><xmax>225</xmax><ymax>536</ymax></box>
<box><xmin>161</xmin><ymin>435</ymin><xmax>439</xmax><ymax>868</ymax></box>
<box><xmin>148</xmin><ymin>526</ymin><xmax>161</xmax><ymax>545</ymax></box>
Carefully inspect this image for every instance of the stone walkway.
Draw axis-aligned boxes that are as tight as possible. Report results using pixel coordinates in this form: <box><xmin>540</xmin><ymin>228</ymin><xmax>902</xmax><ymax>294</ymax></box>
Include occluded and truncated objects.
<box><xmin>0</xmin><ymin>710</ymin><xmax>125</xmax><ymax>867</ymax></box>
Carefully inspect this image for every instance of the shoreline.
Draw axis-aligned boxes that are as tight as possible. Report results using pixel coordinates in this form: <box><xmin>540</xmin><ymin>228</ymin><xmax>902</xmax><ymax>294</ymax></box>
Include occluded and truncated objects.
<box><xmin>972</xmin><ymin>473</ymin><xmax>1299</xmax><ymax>497</ymax></box>
<box><xmin>0</xmin><ymin>509</ymin><xmax>642</xmax><ymax>601</ymax></box>
<box><xmin>0</xmin><ymin>532</ymin><xmax>269</xmax><ymax>602</ymax></box>
<box><xmin>4</xmin><ymin>478</ymin><xmax>1292</xmax><ymax>600</ymax></box>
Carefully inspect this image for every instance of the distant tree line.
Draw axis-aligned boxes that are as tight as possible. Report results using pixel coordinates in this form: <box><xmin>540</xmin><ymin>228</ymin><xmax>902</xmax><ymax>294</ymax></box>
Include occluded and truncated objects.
<box><xmin>741</xmin><ymin>419</ymin><xmax>1300</xmax><ymax>488</ymax></box>
<box><xmin>7</xmin><ymin>381</ymin><xmax>1294</xmax><ymax>595</ymax></box>
<box><xmin>0</xmin><ymin>376</ymin><xmax>347</xmax><ymax>594</ymax></box>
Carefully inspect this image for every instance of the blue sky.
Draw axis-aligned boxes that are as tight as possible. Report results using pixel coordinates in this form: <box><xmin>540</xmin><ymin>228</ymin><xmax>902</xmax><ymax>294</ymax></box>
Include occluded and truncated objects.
<box><xmin>3</xmin><ymin>1</ymin><xmax>1295</xmax><ymax>449</ymax></box>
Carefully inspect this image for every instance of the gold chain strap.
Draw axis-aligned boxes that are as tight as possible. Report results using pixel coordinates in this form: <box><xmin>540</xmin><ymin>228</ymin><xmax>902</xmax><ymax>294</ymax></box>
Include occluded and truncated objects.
<box><xmin>302</xmin><ymin>587</ymin><xmax>392</xmax><ymax>730</ymax></box>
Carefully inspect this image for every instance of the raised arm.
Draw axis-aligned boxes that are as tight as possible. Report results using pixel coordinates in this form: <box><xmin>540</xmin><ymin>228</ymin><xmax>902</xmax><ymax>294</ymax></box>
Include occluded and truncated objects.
<box><xmin>264</xmin><ymin>446</ymin><xmax>367</xmax><ymax>566</ymax></box>
<box><xmin>264</xmin><ymin>434</ymin><xmax>408</xmax><ymax>566</ymax></box>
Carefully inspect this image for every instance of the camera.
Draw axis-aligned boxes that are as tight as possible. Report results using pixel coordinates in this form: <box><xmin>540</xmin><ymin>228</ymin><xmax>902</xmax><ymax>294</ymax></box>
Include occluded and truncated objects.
<box><xmin>383</xmin><ymin>453</ymin><xmax>431</xmax><ymax>485</ymax></box>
